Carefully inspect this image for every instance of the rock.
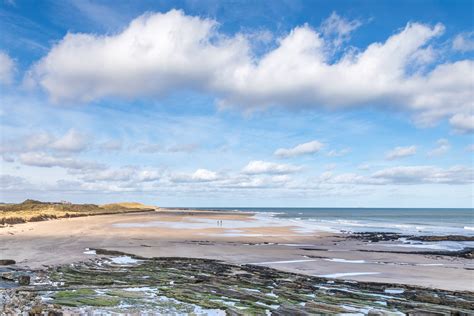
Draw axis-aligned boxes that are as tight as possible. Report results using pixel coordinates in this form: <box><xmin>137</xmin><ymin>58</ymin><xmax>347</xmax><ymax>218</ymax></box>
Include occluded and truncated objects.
<box><xmin>18</xmin><ymin>275</ymin><xmax>30</xmax><ymax>285</ymax></box>
<box><xmin>345</xmin><ymin>232</ymin><xmax>405</xmax><ymax>242</ymax></box>
<box><xmin>28</xmin><ymin>305</ymin><xmax>42</xmax><ymax>315</ymax></box>
<box><xmin>48</xmin><ymin>311</ymin><xmax>63</xmax><ymax>316</ymax></box>
<box><xmin>0</xmin><ymin>259</ymin><xmax>16</xmax><ymax>265</ymax></box>
<box><xmin>406</xmin><ymin>309</ymin><xmax>446</xmax><ymax>316</ymax></box>
<box><xmin>274</xmin><ymin>304</ymin><xmax>309</xmax><ymax>315</ymax></box>
<box><xmin>2</xmin><ymin>254</ymin><xmax>473</xmax><ymax>314</ymax></box>
<box><xmin>368</xmin><ymin>310</ymin><xmax>390</xmax><ymax>316</ymax></box>
<box><xmin>410</xmin><ymin>235</ymin><xmax>474</xmax><ymax>242</ymax></box>
<box><xmin>1</xmin><ymin>271</ymin><xmax>15</xmax><ymax>280</ymax></box>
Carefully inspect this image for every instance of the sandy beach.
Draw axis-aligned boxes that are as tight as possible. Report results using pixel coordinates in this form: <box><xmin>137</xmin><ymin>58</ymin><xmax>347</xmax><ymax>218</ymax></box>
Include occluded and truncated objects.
<box><xmin>1</xmin><ymin>209</ymin><xmax>472</xmax><ymax>292</ymax></box>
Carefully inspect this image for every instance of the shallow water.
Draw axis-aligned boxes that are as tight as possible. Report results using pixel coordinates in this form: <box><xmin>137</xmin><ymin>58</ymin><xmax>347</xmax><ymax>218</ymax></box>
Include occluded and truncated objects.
<box><xmin>0</xmin><ymin>268</ymin><xmax>16</xmax><ymax>289</ymax></box>
<box><xmin>318</xmin><ymin>272</ymin><xmax>380</xmax><ymax>278</ymax></box>
<box><xmin>115</xmin><ymin>208</ymin><xmax>474</xmax><ymax>251</ymax></box>
<box><xmin>193</xmin><ymin>207</ymin><xmax>474</xmax><ymax>236</ymax></box>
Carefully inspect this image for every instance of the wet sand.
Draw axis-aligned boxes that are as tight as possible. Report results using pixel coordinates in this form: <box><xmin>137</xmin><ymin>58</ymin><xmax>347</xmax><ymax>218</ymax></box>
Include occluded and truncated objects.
<box><xmin>1</xmin><ymin>209</ymin><xmax>472</xmax><ymax>291</ymax></box>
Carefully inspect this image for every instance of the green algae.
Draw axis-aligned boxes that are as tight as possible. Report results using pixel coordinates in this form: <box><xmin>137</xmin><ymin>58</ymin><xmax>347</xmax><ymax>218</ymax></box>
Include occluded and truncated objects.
<box><xmin>9</xmin><ymin>254</ymin><xmax>474</xmax><ymax>315</ymax></box>
<box><xmin>54</xmin><ymin>288</ymin><xmax>96</xmax><ymax>298</ymax></box>
<box><xmin>52</xmin><ymin>288</ymin><xmax>120</xmax><ymax>307</ymax></box>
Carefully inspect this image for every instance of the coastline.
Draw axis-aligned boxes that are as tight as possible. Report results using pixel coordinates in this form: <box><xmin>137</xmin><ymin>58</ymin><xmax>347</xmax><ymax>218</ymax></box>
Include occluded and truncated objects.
<box><xmin>2</xmin><ymin>250</ymin><xmax>473</xmax><ymax>315</ymax></box>
<box><xmin>1</xmin><ymin>209</ymin><xmax>472</xmax><ymax>292</ymax></box>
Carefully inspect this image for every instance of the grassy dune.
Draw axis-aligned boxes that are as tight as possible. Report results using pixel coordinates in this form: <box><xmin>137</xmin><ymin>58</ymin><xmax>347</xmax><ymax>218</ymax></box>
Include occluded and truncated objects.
<box><xmin>0</xmin><ymin>199</ymin><xmax>155</xmax><ymax>225</ymax></box>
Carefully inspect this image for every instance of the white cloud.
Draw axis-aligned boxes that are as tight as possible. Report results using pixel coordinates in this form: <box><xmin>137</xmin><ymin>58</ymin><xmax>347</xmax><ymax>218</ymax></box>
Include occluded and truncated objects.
<box><xmin>319</xmin><ymin>165</ymin><xmax>473</xmax><ymax>185</ymax></box>
<box><xmin>24</xmin><ymin>132</ymin><xmax>54</xmax><ymax>150</ymax></box>
<box><xmin>242</xmin><ymin>160</ymin><xmax>302</xmax><ymax>175</ymax></box>
<box><xmin>27</xmin><ymin>10</ymin><xmax>473</xmax><ymax>132</ymax></box>
<box><xmin>274</xmin><ymin>140</ymin><xmax>323</xmax><ymax>158</ymax></box>
<box><xmin>2</xmin><ymin>129</ymin><xmax>90</xmax><ymax>155</ymax></box>
<box><xmin>135</xmin><ymin>170</ymin><xmax>161</xmax><ymax>182</ymax></box>
<box><xmin>135</xmin><ymin>142</ymin><xmax>199</xmax><ymax>154</ymax></box>
<box><xmin>385</xmin><ymin>145</ymin><xmax>417</xmax><ymax>160</ymax></box>
<box><xmin>327</xmin><ymin>147</ymin><xmax>351</xmax><ymax>157</ymax></box>
<box><xmin>449</xmin><ymin>114</ymin><xmax>474</xmax><ymax>133</ymax></box>
<box><xmin>0</xmin><ymin>51</ymin><xmax>15</xmax><ymax>85</ymax></box>
<box><xmin>19</xmin><ymin>152</ymin><xmax>101</xmax><ymax>170</ymax></box>
<box><xmin>190</xmin><ymin>169</ymin><xmax>219</xmax><ymax>181</ymax></box>
<box><xmin>372</xmin><ymin>165</ymin><xmax>472</xmax><ymax>185</ymax></box>
<box><xmin>320</xmin><ymin>12</ymin><xmax>363</xmax><ymax>49</ymax></box>
<box><xmin>28</xmin><ymin>9</ymin><xmax>247</xmax><ymax>103</ymax></box>
<box><xmin>0</xmin><ymin>175</ymin><xmax>28</xmax><ymax>190</ymax></box>
<box><xmin>50</xmin><ymin>129</ymin><xmax>89</xmax><ymax>152</ymax></box>
<box><xmin>81</xmin><ymin>167</ymin><xmax>160</xmax><ymax>183</ymax></box>
<box><xmin>428</xmin><ymin>138</ymin><xmax>450</xmax><ymax>156</ymax></box>
<box><xmin>319</xmin><ymin>171</ymin><xmax>380</xmax><ymax>185</ymax></box>
<box><xmin>171</xmin><ymin>168</ymin><xmax>219</xmax><ymax>183</ymax></box>
<box><xmin>465</xmin><ymin>144</ymin><xmax>474</xmax><ymax>152</ymax></box>
<box><xmin>452</xmin><ymin>32</ymin><xmax>474</xmax><ymax>52</ymax></box>
<box><xmin>219</xmin><ymin>174</ymin><xmax>290</xmax><ymax>189</ymax></box>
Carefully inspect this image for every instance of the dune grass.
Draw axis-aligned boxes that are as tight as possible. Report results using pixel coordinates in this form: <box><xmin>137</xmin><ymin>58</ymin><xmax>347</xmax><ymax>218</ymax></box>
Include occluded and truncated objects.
<box><xmin>0</xmin><ymin>199</ymin><xmax>155</xmax><ymax>225</ymax></box>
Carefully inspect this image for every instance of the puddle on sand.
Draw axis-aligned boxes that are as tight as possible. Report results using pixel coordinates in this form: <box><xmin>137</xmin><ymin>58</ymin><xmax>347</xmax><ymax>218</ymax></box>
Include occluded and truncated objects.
<box><xmin>109</xmin><ymin>256</ymin><xmax>141</xmax><ymax>265</ymax></box>
<box><xmin>318</xmin><ymin>272</ymin><xmax>380</xmax><ymax>278</ymax></box>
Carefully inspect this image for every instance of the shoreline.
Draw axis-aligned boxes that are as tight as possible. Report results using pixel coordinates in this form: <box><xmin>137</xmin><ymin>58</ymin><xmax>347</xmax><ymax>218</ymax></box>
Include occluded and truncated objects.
<box><xmin>0</xmin><ymin>210</ymin><xmax>472</xmax><ymax>292</ymax></box>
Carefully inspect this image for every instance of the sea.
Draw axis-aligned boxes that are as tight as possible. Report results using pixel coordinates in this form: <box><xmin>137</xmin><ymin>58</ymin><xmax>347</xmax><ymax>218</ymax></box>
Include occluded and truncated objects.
<box><xmin>194</xmin><ymin>207</ymin><xmax>474</xmax><ymax>237</ymax></box>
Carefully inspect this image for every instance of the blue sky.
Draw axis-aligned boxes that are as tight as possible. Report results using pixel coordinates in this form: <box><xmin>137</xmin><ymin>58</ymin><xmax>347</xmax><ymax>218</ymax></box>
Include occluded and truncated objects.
<box><xmin>0</xmin><ymin>0</ymin><xmax>473</xmax><ymax>207</ymax></box>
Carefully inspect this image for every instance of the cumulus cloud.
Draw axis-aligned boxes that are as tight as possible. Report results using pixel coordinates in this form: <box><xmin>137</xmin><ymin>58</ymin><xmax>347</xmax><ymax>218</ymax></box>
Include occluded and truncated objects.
<box><xmin>2</xmin><ymin>129</ymin><xmax>90</xmax><ymax>156</ymax></box>
<box><xmin>319</xmin><ymin>165</ymin><xmax>473</xmax><ymax>185</ymax></box>
<box><xmin>242</xmin><ymin>160</ymin><xmax>302</xmax><ymax>175</ymax></box>
<box><xmin>385</xmin><ymin>145</ymin><xmax>417</xmax><ymax>160</ymax></box>
<box><xmin>372</xmin><ymin>165</ymin><xmax>472</xmax><ymax>185</ymax></box>
<box><xmin>27</xmin><ymin>10</ymin><xmax>247</xmax><ymax>102</ymax></box>
<box><xmin>452</xmin><ymin>32</ymin><xmax>474</xmax><ymax>52</ymax></box>
<box><xmin>0</xmin><ymin>51</ymin><xmax>15</xmax><ymax>85</ymax></box>
<box><xmin>27</xmin><ymin>10</ymin><xmax>473</xmax><ymax>131</ymax></box>
<box><xmin>190</xmin><ymin>169</ymin><xmax>219</xmax><ymax>181</ymax></box>
<box><xmin>428</xmin><ymin>138</ymin><xmax>450</xmax><ymax>156</ymax></box>
<box><xmin>449</xmin><ymin>114</ymin><xmax>474</xmax><ymax>133</ymax></box>
<box><xmin>221</xmin><ymin>176</ymin><xmax>279</xmax><ymax>189</ymax></box>
<box><xmin>171</xmin><ymin>168</ymin><xmax>219</xmax><ymax>183</ymax></box>
<box><xmin>50</xmin><ymin>129</ymin><xmax>89</xmax><ymax>152</ymax></box>
<box><xmin>318</xmin><ymin>171</ymin><xmax>380</xmax><ymax>185</ymax></box>
<box><xmin>19</xmin><ymin>152</ymin><xmax>102</xmax><ymax>170</ymax></box>
<box><xmin>81</xmin><ymin>166</ymin><xmax>160</xmax><ymax>182</ymax></box>
<box><xmin>274</xmin><ymin>140</ymin><xmax>323</xmax><ymax>158</ymax></box>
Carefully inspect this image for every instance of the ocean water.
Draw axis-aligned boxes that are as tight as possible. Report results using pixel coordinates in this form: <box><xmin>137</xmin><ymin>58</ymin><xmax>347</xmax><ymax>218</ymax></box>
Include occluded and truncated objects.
<box><xmin>194</xmin><ymin>207</ymin><xmax>474</xmax><ymax>236</ymax></box>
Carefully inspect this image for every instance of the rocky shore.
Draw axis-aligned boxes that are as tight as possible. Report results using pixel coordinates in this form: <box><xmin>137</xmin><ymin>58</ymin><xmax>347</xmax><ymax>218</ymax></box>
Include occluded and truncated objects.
<box><xmin>1</xmin><ymin>249</ymin><xmax>473</xmax><ymax>315</ymax></box>
<box><xmin>345</xmin><ymin>232</ymin><xmax>474</xmax><ymax>243</ymax></box>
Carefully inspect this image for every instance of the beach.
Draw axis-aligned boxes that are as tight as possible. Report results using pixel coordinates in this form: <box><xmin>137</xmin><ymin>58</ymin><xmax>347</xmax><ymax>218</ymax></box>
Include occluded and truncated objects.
<box><xmin>1</xmin><ymin>208</ymin><xmax>472</xmax><ymax>293</ymax></box>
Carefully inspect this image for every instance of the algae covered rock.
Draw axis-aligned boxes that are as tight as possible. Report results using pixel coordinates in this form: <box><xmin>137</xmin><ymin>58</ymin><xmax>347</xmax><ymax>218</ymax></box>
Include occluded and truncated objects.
<box><xmin>1</xmin><ymin>252</ymin><xmax>473</xmax><ymax>315</ymax></box>
<box><xmin>0</xmin><ymin>259</ymin><xmax>16</xmax><ymax>265</ymax></box>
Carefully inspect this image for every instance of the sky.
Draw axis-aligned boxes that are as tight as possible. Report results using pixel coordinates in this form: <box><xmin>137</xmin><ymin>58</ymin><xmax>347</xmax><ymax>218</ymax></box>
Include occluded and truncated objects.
<box><xmin>0</xmin><ymin>0</ymin><xmax>473</xmax><ymax>207</ymax></box>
